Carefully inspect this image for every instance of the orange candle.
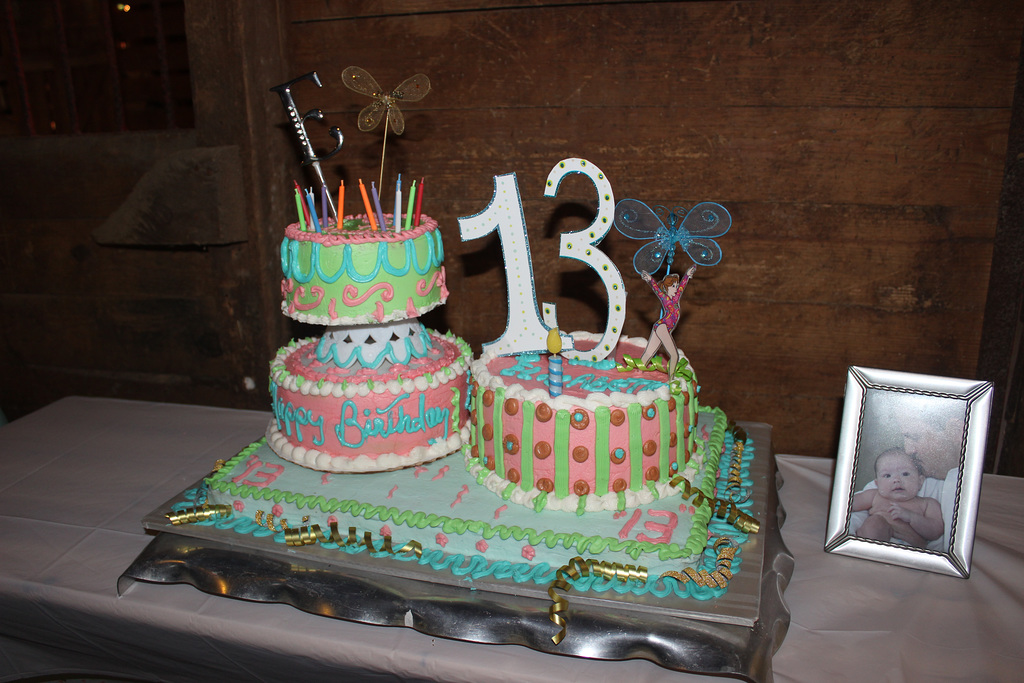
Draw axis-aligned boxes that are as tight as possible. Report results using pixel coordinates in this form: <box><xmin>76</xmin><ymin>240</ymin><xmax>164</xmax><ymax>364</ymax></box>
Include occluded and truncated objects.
<box><xmin>358</xmin><ymin>179</ymin><xmax>378</xmax><ymax>231</ymax></box>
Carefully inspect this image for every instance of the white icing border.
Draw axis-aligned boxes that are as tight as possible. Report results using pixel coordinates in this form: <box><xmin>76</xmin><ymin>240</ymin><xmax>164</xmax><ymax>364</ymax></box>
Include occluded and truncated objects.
<box><xmin>269</xmin><ymin>422</ymin><xmax>470</xmax><ymax>473</ymax></box>
<box><xmin>281</xmin><ymin>297</ymin><xmax>445</xmax><ymax>327</ymax></box>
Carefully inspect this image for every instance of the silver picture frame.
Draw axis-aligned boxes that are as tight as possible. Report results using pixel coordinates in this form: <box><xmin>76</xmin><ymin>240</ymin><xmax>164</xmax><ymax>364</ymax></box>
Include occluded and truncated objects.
<box><xmin>825</xmin><ymin>366</ymin><xmax>992</xmax><ymax>578</ymax></box>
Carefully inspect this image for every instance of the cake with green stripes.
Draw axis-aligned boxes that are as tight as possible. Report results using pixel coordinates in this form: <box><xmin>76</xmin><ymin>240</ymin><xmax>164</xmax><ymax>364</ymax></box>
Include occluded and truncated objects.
<box><xmin>466</xmin><ymin>332</ymin><xmax>699</xmax><ymax>513</ymax></box>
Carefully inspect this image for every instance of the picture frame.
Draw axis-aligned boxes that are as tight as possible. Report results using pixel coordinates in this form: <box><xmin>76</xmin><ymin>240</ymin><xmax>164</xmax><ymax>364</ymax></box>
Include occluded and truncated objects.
<box><xmin>825</xmin><ymin>366</ymin><xmax>993</xmax><ymax>578</ymax></box>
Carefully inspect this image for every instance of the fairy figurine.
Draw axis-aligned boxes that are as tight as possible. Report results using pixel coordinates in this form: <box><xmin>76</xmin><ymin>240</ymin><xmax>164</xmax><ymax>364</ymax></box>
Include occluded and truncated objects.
<box><xmin>629</xmin><ymin>264</ymin><xmax>697</xmax><ymax>373</ymax></box>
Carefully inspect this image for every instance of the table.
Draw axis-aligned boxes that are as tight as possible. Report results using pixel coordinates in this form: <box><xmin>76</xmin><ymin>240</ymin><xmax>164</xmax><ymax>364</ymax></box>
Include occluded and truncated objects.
<box><xmin>1</xmin><ymin>397</ymin><xmax>1022</xmax><ymax>682</ymax></box>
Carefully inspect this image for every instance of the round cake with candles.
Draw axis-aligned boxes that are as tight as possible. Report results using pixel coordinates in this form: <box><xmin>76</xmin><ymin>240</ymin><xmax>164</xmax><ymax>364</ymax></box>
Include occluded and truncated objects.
<box><xmin>465</xmin><ymin>331</ymin><xmax>698</xmax><ymax>513</ymax></box>
<box><xmin>269</xmin><ymin>205</ymin><xmax>471</xmax><ymax>472</ymax></box>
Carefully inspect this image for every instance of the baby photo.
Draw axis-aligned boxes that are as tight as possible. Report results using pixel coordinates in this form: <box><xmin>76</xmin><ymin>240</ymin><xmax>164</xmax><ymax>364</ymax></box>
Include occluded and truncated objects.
<box><xmin>851</xmin><ymin>448</ymin><xmax>943</xmax><ymax>548</ymax></box>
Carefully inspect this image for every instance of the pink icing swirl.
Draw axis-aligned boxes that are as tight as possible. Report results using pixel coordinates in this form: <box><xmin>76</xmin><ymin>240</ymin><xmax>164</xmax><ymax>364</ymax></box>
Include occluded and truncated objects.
<box><xmin>341</xmin><ymin>282</ymin><xmax>394</xmax><ymax>306</ymax></box>
<box><xmin>292</xmin><ymin>285</ymin><xmax>325</xmax><ymax>311</ymax></box>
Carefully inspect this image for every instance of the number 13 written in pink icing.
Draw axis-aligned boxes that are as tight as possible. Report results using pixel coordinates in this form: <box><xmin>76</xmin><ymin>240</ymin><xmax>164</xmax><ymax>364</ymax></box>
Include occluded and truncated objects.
<box><xmin>458</xmin><ymin>158</ymin><xmax>625</xmax><ymax>360</ymax></box>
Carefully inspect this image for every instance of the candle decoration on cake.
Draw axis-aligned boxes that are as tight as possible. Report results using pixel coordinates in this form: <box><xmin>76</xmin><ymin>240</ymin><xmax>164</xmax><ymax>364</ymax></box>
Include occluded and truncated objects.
<box><xmin>294</xmin><ymin>180</ymin><xmax>311</xmax><ymax>228</ymax></box>
<box><xmin>547</xmin><ymin>327</ymin><xmax>564</xmax><ymax>397</ymax></box>
<box><xmin>337</xmin><ymin>180</ymin><xmax>345</xmax><ymax>224</ymax></box>
<box><xmin>358</xmin><ymin>179</ymin><xmax>378</xmax><ymax>230</ymax></box>
<box><xmin>614</xmin><ymin>198</ymin><xmax>732</xmax><ymax>276</ymax></box>
<box><xmin>370</xmin><ymin>181</ymin><xmax>387</xmax><ymax>231</ymax></box>
<box><xmin>270</xmin><ymin>72</ymin><xmax>344</xmax><ymax>218</ymax></box>
<box><xmin>405</xmin><ymin>178</ymin><xmax>417</xmax><ymax>230</ymax></box>
<box><xmin>394</xmin><ymin>174</ymin><xmax>402</xmax><ymax>231</ymax></box>
<box><xmin>413</xmin><ymin>176</ymin><xmax>424</xmax><ymax>227</ymax></box>
<box><xmin>304</xmin><ymin>189</ymin><xmax>321</xmax><ymax>233</ymax></box>
<box><xmin>320</xmin><ymin>185</ymin><xmax>328</xmax><ymax>229</ymax></box>
<box><xmin>342</xmin><ymin>66</ymin><xmax>431</xmax><ymax>189</ymax></box>
<box><xmin>294</xmin><ymin>187</ymin><xmax>307</xmax><ymax>231</ymax></box>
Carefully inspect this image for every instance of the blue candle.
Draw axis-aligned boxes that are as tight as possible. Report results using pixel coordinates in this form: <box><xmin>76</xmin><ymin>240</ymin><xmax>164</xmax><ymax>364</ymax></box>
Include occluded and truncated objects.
<box><xmin>547</xmin><ymin>327</ymin><xmax>563</xmax><ymax>397</ymax></box>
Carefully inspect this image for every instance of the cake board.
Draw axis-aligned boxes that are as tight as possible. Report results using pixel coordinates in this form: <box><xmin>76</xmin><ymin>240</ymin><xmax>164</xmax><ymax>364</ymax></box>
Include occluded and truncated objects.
<box><xmin>119</xmin><ymin>421</ymin><xmax>793</xmax><ymax>682</ymax></box>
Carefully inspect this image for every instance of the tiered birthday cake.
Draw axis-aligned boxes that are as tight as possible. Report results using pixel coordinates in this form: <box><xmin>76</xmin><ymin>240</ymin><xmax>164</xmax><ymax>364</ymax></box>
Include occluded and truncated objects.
<box><xmin>268</xmin><ymin>213</ymin><xmax>471</xmax><ymax>472</ymax></box>
<box><xmin>168</xmin><ymin>71</ymin><xmax>763</xmax><ymax>646</ymax></box>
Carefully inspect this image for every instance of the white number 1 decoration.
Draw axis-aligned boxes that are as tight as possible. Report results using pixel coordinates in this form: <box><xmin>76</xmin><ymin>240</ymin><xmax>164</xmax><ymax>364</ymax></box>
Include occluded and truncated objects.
<box><xmin>458</xmin><ymin>158</ymin><xmax>626</xmax><ymax>360</ymax></box>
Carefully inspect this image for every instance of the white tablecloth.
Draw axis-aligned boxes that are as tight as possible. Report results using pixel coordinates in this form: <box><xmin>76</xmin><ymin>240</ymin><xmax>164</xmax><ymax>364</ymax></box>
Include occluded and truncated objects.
<box><xmin>1</xmin><ymin>397</ymin><xmax>1021</xmax><ymax>682</ymax></box>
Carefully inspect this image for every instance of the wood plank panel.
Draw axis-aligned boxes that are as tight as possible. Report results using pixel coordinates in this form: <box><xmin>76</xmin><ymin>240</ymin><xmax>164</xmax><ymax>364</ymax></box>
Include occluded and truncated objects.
<box><xmin>288</xmin><ymin>105</ymin><xmax>1010</xmax><ymax>209</ymax></box>
<box><xmin>287</xmin><ymin>0</ymin><xmax>1023</xmax><ymax>109</ymax></box>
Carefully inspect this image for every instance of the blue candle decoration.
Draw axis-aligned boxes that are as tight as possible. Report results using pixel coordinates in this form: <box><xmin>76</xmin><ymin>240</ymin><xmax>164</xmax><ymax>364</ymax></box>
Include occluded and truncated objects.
<box><xmin>304</xmin><ymin>189</ymin><xmax>321</xmax><ymax>233</ymax></box>
<box><xmin>547</xmin><ymin>327</ymin><xmax>563</xmax><ymax>397</ymax></box>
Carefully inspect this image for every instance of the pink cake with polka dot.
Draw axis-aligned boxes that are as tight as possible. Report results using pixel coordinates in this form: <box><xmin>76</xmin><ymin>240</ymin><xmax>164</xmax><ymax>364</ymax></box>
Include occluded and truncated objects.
<box><xmin>465</xmin><ymin>331</ymin><xmax>699</xmax><ymax>512</ymax></box>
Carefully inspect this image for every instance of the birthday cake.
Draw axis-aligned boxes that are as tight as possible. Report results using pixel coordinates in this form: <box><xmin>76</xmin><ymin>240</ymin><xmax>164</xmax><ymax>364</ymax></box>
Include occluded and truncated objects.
<box><xmin>466</xmin><ymin>332</ymin><xmax>698</xmax><ymax>513</ymax></box>
<box><xmin>269</xmin><ymin>213</ymin><xmax>471</xmax><ymax>472</ymax></box>
<box><xmin>165</xmin><ymin>72</ymin><xmax>766</xmax><ymax>647</ymax></box>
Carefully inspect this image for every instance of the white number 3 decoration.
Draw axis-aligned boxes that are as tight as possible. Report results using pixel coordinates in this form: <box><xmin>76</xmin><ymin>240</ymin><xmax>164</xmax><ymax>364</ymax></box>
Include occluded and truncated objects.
<box><xmin>458</xmin><ymin>158</ymin><xmax>626</xmax><ymax>361</ymax></box>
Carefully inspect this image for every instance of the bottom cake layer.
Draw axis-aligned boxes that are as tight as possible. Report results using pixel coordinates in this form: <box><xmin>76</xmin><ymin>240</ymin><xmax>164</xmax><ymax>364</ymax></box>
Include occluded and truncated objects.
<box><xmin>181</xmin><ymin>406</ymin><xmax>757</xmax><ymax>601</ymax></box>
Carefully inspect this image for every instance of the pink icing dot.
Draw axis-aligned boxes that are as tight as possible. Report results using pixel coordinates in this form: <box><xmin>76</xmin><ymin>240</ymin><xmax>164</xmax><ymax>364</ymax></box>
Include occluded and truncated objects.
<box><xmin>475</xmin><ymin>540</ymin><xmax>489</xmax><ymax>553</ymax></box>
<box><xmin>381</xmin><ymin>525</ymin><xmax>392</xmax><ymax>537</ymax></box>
<box><xmin>494</xmin><ymin>505</ymin><xmax>508</xmax><ymax>520</ymax></box>
<box><xmin>327</xmin><ymin>515</ymin><xmax>338</xmax><ymax>525</ymax></box>
<box><xmin>522</xmin><ymin>545</ymin><xmax>536</xmax><ymax>561</ymax></box>
<box><xmin>435</xmin><ymin>533</ymin><xmax>449</xmax><ymax>547</ymax></box>
<box><xmin>321</xmin><ymin>473</ymin><xmax>331</xmax><ymax>485</ymax></box>
<box><xmin>414</xmin><ymin>466</ymin><xmax>429</xmax><ymax>478</ymax></box>
<box><xmin>233</xmin><ymin>500</ymin><xmax>244</xmax><ymax>512</ymax></box>
<box><xmin>271</xmin><ymin>504</ymin><xmax>283</xmax><ymax>518</ymax></box>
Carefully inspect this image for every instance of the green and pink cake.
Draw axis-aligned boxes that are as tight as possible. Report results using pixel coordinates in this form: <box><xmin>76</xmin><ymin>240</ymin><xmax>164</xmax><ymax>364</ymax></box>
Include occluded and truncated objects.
<box><xmin>269</xmin><ymin>213</ymin><xmax>471</xmax><ymax>472</ymax></box>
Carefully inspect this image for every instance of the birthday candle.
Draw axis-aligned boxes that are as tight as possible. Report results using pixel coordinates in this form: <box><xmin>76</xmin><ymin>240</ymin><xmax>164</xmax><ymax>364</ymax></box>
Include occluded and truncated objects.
<box><xmin>358</xmin><ymin>179</ymin><xmax>378</xmax><ymax>231</ymax></box>
<box><xmin>370</xmin><ymin>181</ymin><xmax>387</xmax><ymax>232</ymax></box>
<box><xmin>547</xmin><ymin>327</ymin><xmax>563</xmax><ymax>397</ymax></box>
<box><xmin>337</xmin><ymin>180</ymin><xmax>345</xmax><ymax>226</ymax></box>
<box><xmin>413</xmin><ymin>177</ymin><xmax>424</xmax><ymax>227</ymax></box>
<box><xmin>394</xmin><ymin>174</ymin><xmax>402</xmax><ymax>232</ymax></box>
<box><xmin>294</xmin><ymin>189</ymin><xmax>307</xmax><ymax>231</ymax></box>
<box><xmin>320</xmin><ymin>185</ymin><xmax>327</xmax><ymax>230</ymax></box>
<box><xmin>405</xmin><ymin>179</ymin><xmax>416</xmax><ymax>230</ymax></box>
<box><xmin>305</xmin><ymin>189</ymin><xmax>321</xmax><ymax>233</ymax></box>
<box><xmin>294</xmin><ymin>180</ymin><xmax>310</xmax><ymax>228</ymax></box>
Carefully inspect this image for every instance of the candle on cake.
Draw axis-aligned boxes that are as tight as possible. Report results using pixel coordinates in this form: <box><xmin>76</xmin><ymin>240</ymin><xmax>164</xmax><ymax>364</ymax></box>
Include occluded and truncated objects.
<box><xmin>547</xmin><ymin>326</ymin><xmax>563</xmax><ymax>397</ymax></box>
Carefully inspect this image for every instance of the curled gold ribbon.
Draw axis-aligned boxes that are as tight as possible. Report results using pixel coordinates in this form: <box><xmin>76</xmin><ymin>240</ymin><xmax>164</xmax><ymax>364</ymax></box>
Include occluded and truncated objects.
<box><xmin>668</xmin><ymin>473</ymin><xmax>760</xmax><ymax>534</ymax></box>
<box><xmin>548</xmin><ymin>556</ymin><xmax>648</xmax><ymax>645</ymax></box>
<box><xmin>282</xmin><ymin>522</ymin><xmax>423</xmax><ymax>558</ymax></box>
<box><xmin>166</xmin><ymin>504</ymin><xmax>232</xmax><ymax>525</ymax></box>
<box><xmin>659</xmin><ymin>536</ymin><xmax>738</xmax><ymax>588</ymax></box>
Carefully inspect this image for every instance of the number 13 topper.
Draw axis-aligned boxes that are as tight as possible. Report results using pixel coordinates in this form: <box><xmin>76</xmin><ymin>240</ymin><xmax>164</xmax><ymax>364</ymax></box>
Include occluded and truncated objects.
<box><xmin>614</xmin><ymin>199</ymin><xmax>732</xmax><ymax>277</ymax></box>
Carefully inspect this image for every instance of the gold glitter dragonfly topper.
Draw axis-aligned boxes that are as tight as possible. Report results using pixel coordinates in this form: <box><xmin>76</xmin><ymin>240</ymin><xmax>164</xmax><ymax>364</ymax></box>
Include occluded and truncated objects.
<box><xmin>342</xmin><ymin>66</ymin><xmax>430</xmax><ymax>136</ymax></box>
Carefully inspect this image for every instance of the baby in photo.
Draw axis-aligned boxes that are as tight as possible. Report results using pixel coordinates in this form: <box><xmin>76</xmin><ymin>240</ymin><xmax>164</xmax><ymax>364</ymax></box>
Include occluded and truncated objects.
<box><xmin>852</xmin><ymin>447</ymin><xmax>944</xmax><ymax>548</ymax></box>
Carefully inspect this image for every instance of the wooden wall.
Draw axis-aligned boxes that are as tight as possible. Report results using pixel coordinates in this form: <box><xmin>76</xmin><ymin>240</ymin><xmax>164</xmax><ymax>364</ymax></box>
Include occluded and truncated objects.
<box><xmin>1</xmin><ymin>0</ymin><xmax>1021</xmax><ymax>470</ymax></box>
<box><xmin>280</xmin><ymin>0</ymin><xmax>1022</xmax><ymax>459</ymax></box>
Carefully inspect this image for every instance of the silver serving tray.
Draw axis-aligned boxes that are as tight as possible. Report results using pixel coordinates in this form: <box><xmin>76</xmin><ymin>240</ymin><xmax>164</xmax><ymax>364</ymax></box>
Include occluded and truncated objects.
<box><xmin>119</xmin><ymin>421</ymin><xmax>792</xmax><ymax>682</ymax></box>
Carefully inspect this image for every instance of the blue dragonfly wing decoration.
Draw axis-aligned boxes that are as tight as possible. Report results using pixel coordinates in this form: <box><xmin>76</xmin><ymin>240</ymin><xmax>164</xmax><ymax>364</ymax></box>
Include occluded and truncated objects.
<box><xmin>680</xmin><ymin>202</ymin><xmax>731</xmax><ymax>238</ymax></box>
<box><xmin>681</xmin><ymin>236</ymin><xmax>723</xmax><ymax>266</ymax></box>
<box><xmin>633</xmin><ymin>239</ymin><xmax>670</xmax><ymax>275</ymax></box>
<box><xmin>614</xmin><ymin>198</ymin><xmax>664</xmax><ymax>240</ymax></box>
